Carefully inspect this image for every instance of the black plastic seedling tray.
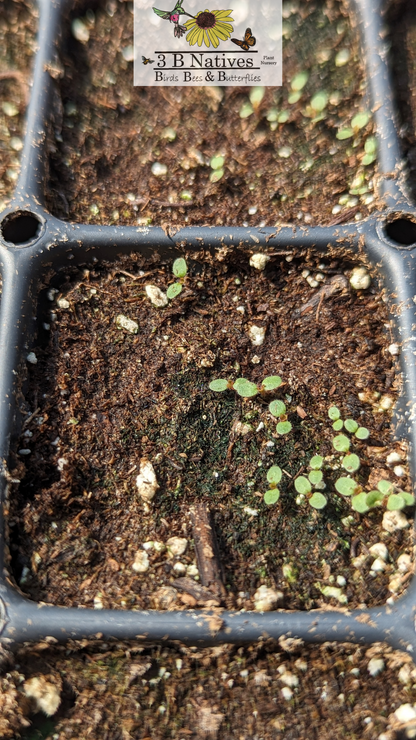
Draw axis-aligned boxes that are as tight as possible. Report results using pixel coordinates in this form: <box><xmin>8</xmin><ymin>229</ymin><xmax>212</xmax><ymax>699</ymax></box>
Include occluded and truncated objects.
<box><xmin>1</xmin><ymin>0</ymin><xmax>416</xmax><ymax>652</ymax></box>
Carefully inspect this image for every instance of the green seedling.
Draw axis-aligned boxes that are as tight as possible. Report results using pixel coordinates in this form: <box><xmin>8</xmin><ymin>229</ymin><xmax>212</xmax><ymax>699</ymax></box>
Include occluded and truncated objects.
<box><xmin>263</xmin><ymin>465</ymin><xmax>282</xmax><ymax>505</ymax></box>
<box><xmin>294</xmin><ymin>457</ymin><xmax>327</xmax><ymax>509</ymax></box>
<box><xmin>209</xmin><ymin>375</ymin><xmax>282</xmax><ymax>398</ymax></box>
<box><xmin>167</xmin><ymin>258</ymin><xmax>188</xmax><ymax>301</ymax></box>
<box><xmin>357</xmin><ymin>479</ymin><xmax>415</xmax><ymax>513</ymax></box>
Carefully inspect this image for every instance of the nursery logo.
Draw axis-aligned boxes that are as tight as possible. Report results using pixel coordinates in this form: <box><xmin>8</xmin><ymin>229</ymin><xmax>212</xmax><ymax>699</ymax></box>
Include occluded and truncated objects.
<box><xmin>134</xmin><ymin>0</ymin><xmax>282</xmax><ymax>86</ymax></box>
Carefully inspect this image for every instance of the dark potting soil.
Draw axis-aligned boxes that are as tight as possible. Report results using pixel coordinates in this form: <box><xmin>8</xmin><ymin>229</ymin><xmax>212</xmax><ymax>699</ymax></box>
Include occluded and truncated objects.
<box><xmin>4</xmin><ymin>637</ymin><xmax>416</xmax><ymax>739</ymax></box>
<box><xmin>8</xmin><ymin>248</ymin><xmax>412</xmax><ymax>613</ymax></box>
<box><xmin>46</xmin><ymin>0</ymin><xmax>379</xmax><ymax>228</ymax></box>
<box><xmin>0</xmin><ymin>0</ymin><xmax>37</xmax><ymax>208</ymax></box>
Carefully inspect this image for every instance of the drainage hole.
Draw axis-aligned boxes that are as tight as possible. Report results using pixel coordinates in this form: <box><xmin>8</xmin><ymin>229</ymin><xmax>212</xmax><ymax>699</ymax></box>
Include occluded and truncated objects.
<box><xmin>1</xmin><ymin>211</ymin><xmax>42</xmax><ymax>245</ymax></box>
<box><xmin>385</xmin><ymin>217</ymin><xmax>416</xmax><ymax>246</ymax></box>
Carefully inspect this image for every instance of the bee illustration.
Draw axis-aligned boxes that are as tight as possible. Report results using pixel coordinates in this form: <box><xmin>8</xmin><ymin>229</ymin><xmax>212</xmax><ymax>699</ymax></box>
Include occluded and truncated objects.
<box><xmin>142</xmin><ymin>55</ymin><xmax>155</xmax><ymax>65</ymax></box>
<box><xmin>231</xmin><ymin>27</ymin><xmax>256</xmax><ymax>51</ymax></box>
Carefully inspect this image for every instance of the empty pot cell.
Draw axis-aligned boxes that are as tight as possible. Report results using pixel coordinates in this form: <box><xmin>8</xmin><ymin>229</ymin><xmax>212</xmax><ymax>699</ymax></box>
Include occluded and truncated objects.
<box><xmin>46</xmin><ymin>0</ymin><xmax>377</xmax><ymax>228</ymax></box>
<box><xmin>0</xmin><ymin>0</ymin><xmax>37</xmax><ymax>208</ymax></box>
<box><xmin>8</xmin><ymin>249</ymin><xmax>412</xmax><ymax>612</ymax></box>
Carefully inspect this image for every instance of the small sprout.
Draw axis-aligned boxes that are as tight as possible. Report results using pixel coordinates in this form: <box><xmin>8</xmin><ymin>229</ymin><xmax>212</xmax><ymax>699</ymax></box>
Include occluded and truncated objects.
<box><xmin>377</xmin><ymin>479</ymin><xmax>393</xmax><ymax>495</ymax></box>
<box><xmin>310</xmin><ymin>90</ymin><xmax>328</xmax><ymax>113</ymax></box>
<box><xmin>310</xmin><ymin>455</ymin><xmax>323</xmax><ymax>470</ymax></box>
<box><xmin>333</xmin><ymin>434</ymin><xmax>350</xmax><ymax>452</ymax></box>
<box><xmin>295</xmin><ymin>476</ymin><xmax>311</xmax><ymax>495</ymax></box>
<box><xmin>209</xmin><ymin>379</ymin><xmax>229</xmax><ymax>392</ymax></box>
<box><xmin>308</xmin><ymin>468</ymin><xmax>322</xmax><ymax>485</ymax></box>
<box><xmin>332</xmin><ymin>419</ymin><xmax>343</xmax><ymax>431</ymax></box>
<box><xmin>336</xmin><ymin>127</ymin><xmax>354</xmax><ymax>140</ymax></box>
<box><xmin>276</xmin><ymin>421</ymin><xmax>292</xmax><ymax>435</ymax></box>
<box><xmin>309</xmin><ymin>492</ymin><xmax>327</xmax><ymax>509</ymax></box>
<box><xmin>351</xmin><ymin>111</ymin><xmax>370</xmax><ymax>130</ymax></box>
<box><xmin>387</xmin><ymin>493</ymin><xmax>406</xmax><ymax>511</ymax></box>
<box><xmin>342</xmin><ymin>453</ymin><xmax>360</xmax><ymax>473</ymax></box>
<box><xmin>400</xmin><ymin>492</ymin><xmax>415</xmax><ymax>507</ymax></box>
<box><xmin>261</xmin><ymin>375</ymin><xmax>282</xmax><ymax>391</ymax></box>
<box><xmin>352</xmin><ymin>492</ymin><xmax>370</xmax><ymax>513</ymax></box>
<box><xmin>328</xmin><ymin>406</ymin><xmax>341</xmax><ymax>421</ymax></box>
<box><xmin>335</xmin><ymin>477</ymin><xmax>358</xmax><ymax>497</ymax></box>
<box><xmin>167</xmin><ymin>283</ymin><xmax>183</xmax><ymax>300</ymax></box>
<box><xmin>233</xmin><ymin>378</ymin><xmax>259</xmax><ymax>398</ymax></box>
<box><xmin>239</xmin><ymin>101</ymin><xmax>254</xmax><ymax>119</ymax></box>
<box><xmin>264</xmin><ymin>488</ymin><xmax>280</xmax><ymax>505</ymax></box>
<box><xmin>366</xmin><ymin>490</ymin><xmax>384</xmax><ymax>507</ymax></box>
<box><xmin>269</xmin><ymin>399</ymin><xmax>286</xmax><ymax>417</ymax></box>
<box><xmin>249</xmin><ymin>86</ymin><xmax>265</xmax><ymax>108</ymax></box>
<box><xmin>172</xmin><ymin>258</ymin><xmax>188</xmax><ymax>278</ymax></box>
<box><xmin>267</xmin><ymin>465</ymin><xmax>282</xmax><ymax>485</ymax></box>
<box><xmin>290</xmin><ymin>71</ymin><xmax>309</xmax><ymax>91</ymax></box>
<box><xmin>210</xmin><ymin>154</ymin><xmax>225</xmax><ymax>171</ymax></box>
<box><xmin>344</xmin><ymin>418</ymin><xmax>358</xmax><ymax>434</ymax></box>
<box><xmin>355</xmin><ymin>427</ymin><xmax>370</xmax><ymax>440</ymax></box>
<box><xmin>210</xmin><ymin>169</ymin><xmax>224</xmax><ymax>183</ymax></box>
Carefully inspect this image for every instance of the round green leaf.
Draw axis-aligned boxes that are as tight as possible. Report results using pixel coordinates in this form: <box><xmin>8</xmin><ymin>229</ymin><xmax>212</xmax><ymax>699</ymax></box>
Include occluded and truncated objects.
<box><xmin>344</xmin><ymin>418</ymin><xmax>358</xmax><ymax>434</ymax></box>
<box><xmin>210</xmin><ymin>168</ymin><xmax>224</xmax><ymax>183</ymax></box>
<box><xmin>351</xmin><ymin>492</ymin><xmax>370</xmax><ymax>513</ymax></box>
<box><xmin>309</xmin><ymin>492</ymin><xmax>327</xmax><ymax>509</ymax></box>
<box><xmin>310</xmin><ymin>91</ymin><xmax>328</xmax><ymax>113</ymax></box>
<box><xmin>355</xmin><ymin>427</ymin><xmax>370</xmax><ymax>440</ymax></box>
<box><xmin>365</xmin><ymin>136</ymin><xmax>377</xmax><ymax>154</ymax></box>
<box><xmin>328</xmin><ymin>406</ymin><xmax>341</xmax><ymax>421</ymax></box>
<box><xmin>261</xmin><ymin>375</ymin><xmax>282</xmax><ymax>391</ymax></box>
<box><xmin>333</xmin><ymin>434</ymin><xmax>350</xmax><ymax>452</ymax></box>
<box><xmin>294</xmin><ymin>476</ymin><xmax>311</xmax><ymax>495</ymax></box>
<box><xmin>276</xmin><ymin>421</ymin><xmax>292</xmax><ymax>435</ymax></box>
<box><xmin>387</xmin><ymin>493</ymin><xmax>406</xmax><ymax>511</ymax></box>
<box><xmin>335</xmin><ymin>477</ymin><xmax>358</xmax><ymax>497</ymax></box>
<box><xmin>365</xmin><ymin>490</ymin><xmax>384</xmax><ymax>508</ymax></box>
<box><xmin>209</xmin><ymin>379</ymin><xmax>229</xmax><ymax>392</ymax></box>
<box><xmin>400</xmin><ymin>492</ymin><xmax>415</xmax><ymax>507</ymax></box>
<box><xmin>249</xmin><ymin>86</ymin><xmax>265</xmax><ymax>107</ymax></box>
<box><xmin>264</xmin><ymin>488</ymin><xmax>280</xmax><ymax>505</ymax></box>
<box><xmin>308</xmin><ymin>470</ymin><xmax>323</xmax><ymax>486</ymax></box>
<box><xmin>351</xmin><ymin>111</ymin><xmax>370</xmax><ymax>130</ymax></box>
<box><xmin>342</xmin><ymin>453</ymin><xmax>360</xmax><ymax>473</ymax></box>
<box><xmin>172</xmin><ymin>258</ymin><xmax>187</xmax><ymax>278</ymax></box>
<box><xmin>233</xmin><ymin>378</ymin><xmax>259</xmax><ymax>398</ymax></box>
<box><xmin>377</xmin><ymin>479</ymin><xmax>393</xmax><ymax>495</ymax></box>
<box><xmin>210</xmin><ymin>154</ymin><xmax>225</xmax><ymax>170</ymax></box>
<box><xmin>336</xmin><ymin>127</ymin><xmax>354</xmax><ymax>140</ymax></box>
<box><xmin>332</xmin><ymin>419</ymin><xmax>343</xmax><ymax>431</ymax></box>
<box><xmin>267</xmin><ymin>466</ymin><xmax>282</xmax><ymax>484</ymax></box>
<box><xmin>310</xmin><ymin>455</ymin><xmax>323</xmax><ymax>470</ymax></box>
<box><xmin>291</xmin><ymin>71</ymin><xmax>309</xmax><ymax>91</ymax></box>
<box><xmin>269</xmin><ymin>399</ymin><xmax>286</xmax><ymax>417</ymax></box>
<box><xmin>167</xmin><ymin>282</ymin><xmax>183</xmax><ymax>299</ymax></box>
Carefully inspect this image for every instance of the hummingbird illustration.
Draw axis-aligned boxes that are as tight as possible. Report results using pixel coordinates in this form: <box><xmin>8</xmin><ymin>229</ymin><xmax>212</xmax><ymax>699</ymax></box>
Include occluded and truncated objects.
<box><xmin>152</xmin><ymin>1</ymin><xmax>195</xmax><ymax>37</ymax></box>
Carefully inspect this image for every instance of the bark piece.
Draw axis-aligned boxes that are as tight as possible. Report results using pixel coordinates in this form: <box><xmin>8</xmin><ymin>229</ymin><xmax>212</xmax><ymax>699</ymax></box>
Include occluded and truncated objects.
<box><xmin>173</xmin><ymin>577</ymin><xmax>221</xmax><ymax>606</ymax></box>
<box><xmin>189</xmin><ymin>504</ymin><xmax>226</xmax><ymax>601</ymax></box>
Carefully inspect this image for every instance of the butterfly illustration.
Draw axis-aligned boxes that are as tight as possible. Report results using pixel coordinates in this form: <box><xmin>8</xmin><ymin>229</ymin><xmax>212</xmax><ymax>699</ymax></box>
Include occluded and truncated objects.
<box><xmin>231</xmin><ymin>27</ymin><xmax>256</xmax><ymax>51</ymax></box>
<box><xmin>142</xmin><ymin>56</ymin><xmax>155</xmax><ymax>65</ymax></box>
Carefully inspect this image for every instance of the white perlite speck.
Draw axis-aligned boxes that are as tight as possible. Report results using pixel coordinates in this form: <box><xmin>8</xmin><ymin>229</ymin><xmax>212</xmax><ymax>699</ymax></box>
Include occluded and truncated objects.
<box><xmin>394</xmin><ymin>703</ymin><xmax>416</xmax><ymax>723</ymax></box>
<box><xmin>386</xmin><ymin>451</ymin><xmax>402</xmax><ymax>466</ymax></box>
<box><xmin>27</xmin><ymin>352</ymin><xmax>37</xmax><ymax>364</ymax></box>
<box><xmin>388</xmin><ymin>343</ymin><xmax>400</xmax><ymax>356</ymax></box>
<box><xmin>116</xmin><ymin>314</ymin><xmax>139</xmax><ymax>334</ymax></box>
<box><xmin>166</xmin><ymin>537</ymin><xmax>188</xmax><ymax>557</ymax></box>
<box><xmin>248</xmin><ymin>325</ymin><xmax>266</xmax><ymax>346</ymax></box>
<box><xmin>369</xmin><ymin>542</ymin><xmax>388</xmax><ymax>561</ymax></box>
<box><xmin>367</xmin><ymin>658</ymin><xmax>385</xmax><ymax>677</ymax></box>
<box><xmin>151</xmin><ymin>162</ymin><xmax>168</xmax><ymax>177</ymax></box>
<box><xmin>145</xmin><ymin>284</ymin><xmax>168</xmax><ymax>308</ymax></box>
<box><xmin>382</xmin><ymin>510</ymin><xmax>410</xmax><ymax>532</ymax></box>
<box><xmin>249</xmin><ymin>253</ymin><xmax>270</xmax><ymax>271</ymax></box>
<box><xmin>57</xmin><ymin>298</ymin><xmax>70</xmax><ymax>309</ymax></box>
<box><xmin>132</xmin><ymin>550</ymin><xmax>150</xmax><ymax>573</ymax></box>
<box><xmin>281</xmin><ymin>687</ymin><xmax>293</xmax><ymax>701</ymax></box>
<box><xmin>71</xmin><ymin>18</ymin><xmax>90</xmax><ymax>43</ymax></box>
<box><xmin>397</xmin><ymin>553</ymin><xmax>412</xmax><ymax>573</ymax></box>
<box><xmin>24</xmin><ymin>676</ymin><xmax>61</xmax><ymax>717</ymax></box>
<box><xmin>349</xmin><ymin>267</ymin><xmax>371</xmax><ymax>290</ymax></box>
<box><xmin>136</xmin><ymin>459</ymin><xmax>159</xmax><ymax>502</ymax></box>
<box><xmin>254</xmin><ymin>585</ymin><xmax>283</xmax><ymax>612</ymax></box>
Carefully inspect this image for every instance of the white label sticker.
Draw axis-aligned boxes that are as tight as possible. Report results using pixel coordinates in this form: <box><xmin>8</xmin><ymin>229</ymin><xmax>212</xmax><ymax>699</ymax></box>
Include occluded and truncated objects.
<box><xmin>134</xmin><ymin>0</ymin><xmax>282</xmax><ymax>86</ymax></box>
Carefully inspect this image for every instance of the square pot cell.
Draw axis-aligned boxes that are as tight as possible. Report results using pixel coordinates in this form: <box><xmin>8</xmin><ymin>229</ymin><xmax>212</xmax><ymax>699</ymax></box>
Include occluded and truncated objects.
<box><xmin>1</xmin><ymin>0</ymin><xmax>416</xmax><ymax>657</ymax></box>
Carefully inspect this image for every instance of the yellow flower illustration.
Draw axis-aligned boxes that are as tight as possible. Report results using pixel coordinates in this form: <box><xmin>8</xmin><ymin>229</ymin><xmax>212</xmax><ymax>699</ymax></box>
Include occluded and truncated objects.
<box><xmin>185</xmin><ymin>9</ymin><xmax>234</xmax><ymax>48</ymax></box>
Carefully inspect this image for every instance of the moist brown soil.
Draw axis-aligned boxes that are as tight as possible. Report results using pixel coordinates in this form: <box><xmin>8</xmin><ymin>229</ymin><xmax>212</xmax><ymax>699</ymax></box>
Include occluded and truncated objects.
<box><xmin>46</xmin><ymin>0</ymin><xmax>378</xmax><ymax>228</ymax></box>
<box><xmin>1</xmin><ymin>637</ymin><xmax>416</xmax><ymax>740</ymax></box>
<box><xmin>0</xmin><ymin>0</ymin><xmax>36</xmax><ymax>208</ymax></box>
<box><xmin>8</xmin><ymin>248</ymin><xmax>412</xmax><ymax>614</ymax></box>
